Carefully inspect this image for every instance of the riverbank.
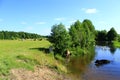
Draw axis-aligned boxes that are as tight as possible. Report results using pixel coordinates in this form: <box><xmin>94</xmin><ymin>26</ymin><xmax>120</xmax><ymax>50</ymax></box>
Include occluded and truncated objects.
<box><xmin>0</xmin><ymin>40</ymin><xmax>69</xmax><ymax>80</ymax></box>
<box><xmin>113</xmin><ymin>41</ymin><xmax>120</xmax><ymax>48</ymax></box>
<box><xmin>9</xmin><ymin>66</ymin><xmax>71</xmax><ymax>80</ymax></box>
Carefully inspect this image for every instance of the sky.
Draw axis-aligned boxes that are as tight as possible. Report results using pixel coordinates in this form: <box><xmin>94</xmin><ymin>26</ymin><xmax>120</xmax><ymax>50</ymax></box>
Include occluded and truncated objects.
<box><xmin>0</xmin><ymin>0</ymin><xmax>120</xmax><ymax>35</ymax></box>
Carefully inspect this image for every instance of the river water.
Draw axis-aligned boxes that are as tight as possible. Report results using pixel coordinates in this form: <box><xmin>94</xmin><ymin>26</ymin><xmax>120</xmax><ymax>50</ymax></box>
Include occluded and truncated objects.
<box><xmin>68</xmin><ymin>46</ymin><xmax>120</xmax><ymax>80</ymax></box>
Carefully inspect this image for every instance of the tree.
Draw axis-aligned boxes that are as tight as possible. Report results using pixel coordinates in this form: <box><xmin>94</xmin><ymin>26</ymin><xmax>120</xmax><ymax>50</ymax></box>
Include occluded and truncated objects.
<box><xmin>95</xmin><ymin>30</ymin><xmax>107</xmax><ymax>41</ymax></box>
<box><xmin>69</xmin><ymin>20</ymin><xmax>95</xmax><ymax>48</ymax></box>
<box><xmin>69</xmin><ymin>20</ymin><xmax>83</xmax><ymax>47</ymax></box>
<box><xmin>0</xmin><ymin>31</ymin><xmax>41</xmax><ymax>40</ymax></box>
<box><xmin>82</xmin><ymin>19</ymin><xmax>95</xmax><ymax>43</ymax></box>
<box><xmin>49</xmin><ymin>23</ymin><xmax>71</xmax><ymax>55</ymax></box>
<box><xmin>82</xmin><ymin>19</ymin><xmax>95</xmax><ymax>32</ymax></box>
<box><xmin>118</xmin><ymin>34</ymin><xmax>120</xmax><ymax>42</ymax></box>
<box><xmin>0</xmin><ymin>31</ymin><xmax>4</xmax><ymax>39</ymax></box>
<box><xmin>107</xmin><ymin>27</ymin><xmax>117</xmax><ymax>41</ymax></box>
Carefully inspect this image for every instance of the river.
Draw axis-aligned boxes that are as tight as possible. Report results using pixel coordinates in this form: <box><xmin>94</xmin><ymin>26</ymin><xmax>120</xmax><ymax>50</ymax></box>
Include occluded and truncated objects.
<box><xmin>67</xmin><ymin>45</ymin><xmax>120</xmax><ymax>80</ymax></box>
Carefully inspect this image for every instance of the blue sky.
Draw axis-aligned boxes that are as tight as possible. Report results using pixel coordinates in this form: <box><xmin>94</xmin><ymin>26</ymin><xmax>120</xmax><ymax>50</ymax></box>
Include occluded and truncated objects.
<box><xmin>0</xmin><ymin>0</ymin><xmax>120</xmax><ymax>35</ymax></box>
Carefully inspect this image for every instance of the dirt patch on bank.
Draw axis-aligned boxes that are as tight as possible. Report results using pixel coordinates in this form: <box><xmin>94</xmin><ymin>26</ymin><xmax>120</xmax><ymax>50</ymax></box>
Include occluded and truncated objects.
<box><xmin>9</xmin><ymin>66</ymin><xmax>71</xmax><ymax>80</ymax></box>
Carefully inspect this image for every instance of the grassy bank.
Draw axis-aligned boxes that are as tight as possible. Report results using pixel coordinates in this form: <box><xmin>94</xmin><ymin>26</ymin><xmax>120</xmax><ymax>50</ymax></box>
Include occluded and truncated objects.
<box><xmin>113</xmin><ymin>41</ymin><xmax>120</xmax><ymax>48</ymax></box>
<box><xmin>0</xmin><ymin>40</ymin><xmax>67</xmax><ymax>79</ymax></box>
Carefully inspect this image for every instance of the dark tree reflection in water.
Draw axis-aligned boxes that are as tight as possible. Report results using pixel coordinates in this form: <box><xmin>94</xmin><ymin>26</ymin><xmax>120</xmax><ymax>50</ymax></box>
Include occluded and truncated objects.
<box><xmin>67</xmin><ymin>44</ymin><xmax>120</xmax><ymax>80</ymax></box>
<box><xmin>67</xmin><ymin>47</ymin><xmax>95</xmax><ymax>80</ymax></box>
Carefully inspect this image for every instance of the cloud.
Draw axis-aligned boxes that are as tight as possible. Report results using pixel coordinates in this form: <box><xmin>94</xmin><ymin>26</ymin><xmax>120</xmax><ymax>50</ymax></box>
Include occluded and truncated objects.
<box><xmin>82</xmin><ymin>8</ymin><xmax>98</xmax><ymax>14</ymax></box>
<box><xmin>35</xmin><ymin>22</ymin><xmax>46</xmax><ymax>25</ymax></box>
<box><xmin>54</xmin><ymin>17</ymin><xmax>65</xmax><ymax>21</ymax></box>
<box><xmin>86</xmin><ymin>8</ymin><xmax>97</xmax><ymax>14</ymax></box>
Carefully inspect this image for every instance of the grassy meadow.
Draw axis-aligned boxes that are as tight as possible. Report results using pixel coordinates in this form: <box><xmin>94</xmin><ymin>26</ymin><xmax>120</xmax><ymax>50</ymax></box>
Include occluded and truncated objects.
<box><xmin>0</xmin><ymin>40</ymin><xmax>67</xmax><ymax>79</ymax></box>
<box><xmin>113</xmin><ymin>41</ymin><xmax>120</xmax><ymax>48</ymax></box>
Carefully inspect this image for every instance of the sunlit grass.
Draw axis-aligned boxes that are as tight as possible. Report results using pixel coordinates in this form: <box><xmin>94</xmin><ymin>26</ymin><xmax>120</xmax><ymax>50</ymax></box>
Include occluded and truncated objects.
<box><xmin>0</xmin><ymin>40</ymin><xmax>67</xmax><ymax>79</ymax></box>
<box><xmin>113</xmin><ymin>41</ymin><xmax>120</xmax><ymax>48</ymax></box>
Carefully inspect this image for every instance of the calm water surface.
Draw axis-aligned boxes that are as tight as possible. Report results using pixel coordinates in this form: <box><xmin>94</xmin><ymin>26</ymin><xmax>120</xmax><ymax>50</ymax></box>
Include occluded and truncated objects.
<box><xmin>68</xmin><ymin>46</ymin><xmax>120</xmax><ymax>80</ymax></box>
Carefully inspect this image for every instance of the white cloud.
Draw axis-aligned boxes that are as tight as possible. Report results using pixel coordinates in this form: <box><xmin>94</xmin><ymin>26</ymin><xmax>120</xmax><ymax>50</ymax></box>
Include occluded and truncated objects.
<box><xmin>82</xmin><ymin>8</ymin><xmax>98</xmax><ymax>14</ymax></box>
<box><xmin>86</xmin><ymin>8</ymin><xmax>97</xmax><ymax>14</ymax></box>
<box><xmin>54</xmin><ymin>17</ymin><xmax>65</xmax><ymax>21</ymax></box>
<box><xmin>35</xmin><ymin>22</ymin><xmax>46</xmax><ymax>25</ymax></box>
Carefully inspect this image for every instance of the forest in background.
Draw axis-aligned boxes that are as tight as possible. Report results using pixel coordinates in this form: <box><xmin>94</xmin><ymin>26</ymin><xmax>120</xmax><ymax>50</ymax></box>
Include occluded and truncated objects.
<box><xmin>0</xmin><ymin>31</ymin><xmax>42</xmax><ymax>40</ymax></box>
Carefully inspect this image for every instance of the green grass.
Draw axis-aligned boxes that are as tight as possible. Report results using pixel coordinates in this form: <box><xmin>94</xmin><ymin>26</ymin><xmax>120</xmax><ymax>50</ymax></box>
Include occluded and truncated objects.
<box><xmin>0</xmin><ymin>40</ymin><xmax>67</xmax><ymax>79</ymax></box>
<box><xmin>113</xmin><ymin>41</ymin><xmax>120</xmax><ymax>48</ymax></box>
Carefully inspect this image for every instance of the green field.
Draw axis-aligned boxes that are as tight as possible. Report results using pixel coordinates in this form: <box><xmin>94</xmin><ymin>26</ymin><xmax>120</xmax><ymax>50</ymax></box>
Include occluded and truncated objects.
<box><xmin>0</xmin><ymin>40</ymin><xmax>67</xmax><ymax>79</ymax></box>
<box><xmin>113</xmin><ymin>41</ymin><xmax>120</xmax><ymax>48</ymax></box>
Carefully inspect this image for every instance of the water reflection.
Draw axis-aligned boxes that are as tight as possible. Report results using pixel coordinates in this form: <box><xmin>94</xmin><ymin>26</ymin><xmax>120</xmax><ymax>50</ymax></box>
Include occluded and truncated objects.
<box><xmin>96</xmin><ymin>41</ymin><xmax>117</xmax><ymax>54</ymax></box>
<box><xmin>68</xmin><ymin>54</ymin><xmax>95</xmax><ymax>74</ymax></box>
<box><xmin>67</xmin><ymin>44</ymin><xmax>120</xmax><ymax>80</ymax></box>
<box><xmin>67</xmin><ymin>47</ymin><xmax>95</xmax><ymax>79</ymax></box>
<box><xmin>109</xmin><ymin>46</ymin><xmax>116</xmax><ymax>54</ymax></box>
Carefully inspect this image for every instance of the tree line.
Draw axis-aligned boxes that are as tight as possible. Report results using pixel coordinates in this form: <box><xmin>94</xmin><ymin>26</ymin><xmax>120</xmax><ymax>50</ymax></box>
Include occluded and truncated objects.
<box><xmin>0</xmin><ymin>31</ymin><xmax>41</xmax><ymax>40</ymax></box>
<box><xmin>49</xmin><ymin>19</ymin><xmax>95</xmax><ymax>56</ymax></box>
<box><xmin>49</xmin><ymin>19</ymin><xmax>120</xmax><ymax>56</ymax></box>
<box><xmin>95</xmin><ymin>27</ymin><xmax>118</xmax><ymax>42</ymax></box>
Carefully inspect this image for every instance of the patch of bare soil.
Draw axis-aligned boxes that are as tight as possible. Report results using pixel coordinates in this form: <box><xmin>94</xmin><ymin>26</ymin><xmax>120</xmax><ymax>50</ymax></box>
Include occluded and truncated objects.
<box><xmin>9</xmin><ymin>66</ymin><xmax>71</xmax><ymax>80</ymax></box>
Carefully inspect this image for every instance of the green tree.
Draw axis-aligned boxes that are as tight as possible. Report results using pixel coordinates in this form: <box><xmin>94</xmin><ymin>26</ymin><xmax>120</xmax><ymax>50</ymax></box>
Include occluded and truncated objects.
<box><xmin>69</xmin><ymin>20</ymin><xmax>95</xmax><ymax>48</ymax></box>
<box><xmin>49</xmin><ymin>23</ymin><xmax>71</xmax><ymax>55</ymax></box>
<box><xmin>95</xmin><ymin>30</ymin><xmax>107</xmax><ymax>41</ymax></box>
<box><xmin>82</xmin><ymin>19</ymin><xmax>95</xmax><ymax>42</ymax></box>
<box><xmin>118</xmin><ymin>34</ymin><xmax>120</xmax><ymax>42</ymax></box>
<box><xmin>107</xmin><ymin>27</ymin><xmax>117</xmax><ymax>41</ymax></box>
<box><xmin>0</xmin><ymin>31</ymin><xmax>4</xmax><ymax>39</ymax></box>
<box><xmin>69</xmin><ymin>20</ymin><xmax>83</xmax><ymax>47</ymax></box>
<box><xmin>0</xmin><ymin>31</ymin><xmax>41</xmax><ymax>40</ymax></box>
<box><xmin>83</xmin><ymin>19</ymin><xmax>95</xmax><ymax>32</ymax></box>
